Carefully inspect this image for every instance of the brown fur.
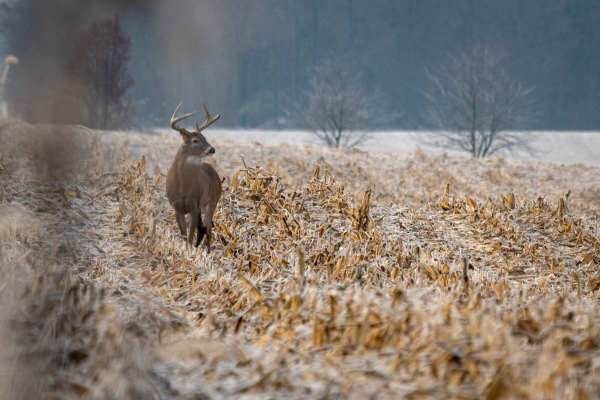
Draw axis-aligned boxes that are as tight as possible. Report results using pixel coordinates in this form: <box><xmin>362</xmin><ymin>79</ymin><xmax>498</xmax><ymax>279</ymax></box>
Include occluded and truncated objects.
<box><xmin>166</xmin><ymin>103</ymin><xmax>222</xmax><ymax>252</ymax></box>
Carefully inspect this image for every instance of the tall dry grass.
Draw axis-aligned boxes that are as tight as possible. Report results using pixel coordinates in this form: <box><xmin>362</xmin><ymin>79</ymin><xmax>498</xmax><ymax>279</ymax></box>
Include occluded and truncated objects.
<box><xmin>0</xmin><ymin>117</ymin><xmax>126</xmax><ymax>183</ymax></box>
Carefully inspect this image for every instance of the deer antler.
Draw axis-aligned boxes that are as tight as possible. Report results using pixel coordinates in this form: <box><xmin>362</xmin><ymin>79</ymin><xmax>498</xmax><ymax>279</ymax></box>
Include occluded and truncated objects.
<box><xmin>171</xmin><ymin>103</ymin><xmax>196</xmax><ymax>135</ymax></box>
<box><xmin>195</xmin><ymin>103</ymin><xmax>220</xmax><ymax>132</ymax></box>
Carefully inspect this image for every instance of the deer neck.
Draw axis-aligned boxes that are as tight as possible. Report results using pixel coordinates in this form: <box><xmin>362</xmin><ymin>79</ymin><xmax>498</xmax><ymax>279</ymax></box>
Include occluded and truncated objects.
<box><xmin>180</xmin><ymin>145</ymin><xmax>204</xmax><ymax>167</ymax></box>
<box><xmin>186</xmin><ymin>155</ymin><xmax>204</xmax><ymax>166</ymax></box>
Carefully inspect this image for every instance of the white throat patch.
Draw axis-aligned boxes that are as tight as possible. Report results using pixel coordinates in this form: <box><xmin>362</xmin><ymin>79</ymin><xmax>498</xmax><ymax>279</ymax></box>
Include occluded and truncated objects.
<box><xmin>187</xmin><ymin>156</ymin><xmax>204</xmax><ymax>166</ymax></box>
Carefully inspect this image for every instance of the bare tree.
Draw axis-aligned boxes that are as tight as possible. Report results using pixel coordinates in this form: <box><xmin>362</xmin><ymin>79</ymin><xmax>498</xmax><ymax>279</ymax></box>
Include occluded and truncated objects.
<box><xmin>288</xmin><ymin>57</ymin><xmax>384</xmax><ymax>149</ymax></box>
<box><xmin>66</xmin><ymin>15</ymin><xmax>134</xmax><ymax>130</ymax></box>
<box><xmin>420</xmin><ymin>46</ymin><xmax>537</xmax><ymax>158</ymax></box>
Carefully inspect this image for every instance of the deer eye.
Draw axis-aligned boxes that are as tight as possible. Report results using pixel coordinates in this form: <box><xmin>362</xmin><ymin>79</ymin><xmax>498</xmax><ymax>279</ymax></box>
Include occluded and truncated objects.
<box><xmin>192</xmin><ymin>139</ymin><xmax>199</xmax><ymax>143</ymax></box>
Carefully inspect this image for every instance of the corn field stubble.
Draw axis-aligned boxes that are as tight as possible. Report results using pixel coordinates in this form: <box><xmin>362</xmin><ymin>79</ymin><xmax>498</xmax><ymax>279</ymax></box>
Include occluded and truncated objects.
<box><xmin>2</xmin><ymin>120</ymin><xmax>600</xmax><ymax>399</ymax></box>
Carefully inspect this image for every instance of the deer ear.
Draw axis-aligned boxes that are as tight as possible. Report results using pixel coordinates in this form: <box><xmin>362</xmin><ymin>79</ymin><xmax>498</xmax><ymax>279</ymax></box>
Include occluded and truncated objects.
<box><xmin>179</xmin><ymin>129</ymin><xmax>192</xmax><ymax>138</ymax></box>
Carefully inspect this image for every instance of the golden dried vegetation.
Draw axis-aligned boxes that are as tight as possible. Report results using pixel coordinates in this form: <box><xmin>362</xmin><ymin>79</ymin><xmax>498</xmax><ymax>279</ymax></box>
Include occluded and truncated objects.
<box><xmin>2</xmin><ymin>120</ymin><xmax>600</xmax><ymax>399</ymax></box>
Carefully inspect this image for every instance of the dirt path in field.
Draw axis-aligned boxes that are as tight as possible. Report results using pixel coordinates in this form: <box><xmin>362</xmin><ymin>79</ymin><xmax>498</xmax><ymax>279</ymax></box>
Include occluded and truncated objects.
<box><xmin>0</xmin><ymin>174</ymin><xmax>178</xmax><ymax>398</ymax></box>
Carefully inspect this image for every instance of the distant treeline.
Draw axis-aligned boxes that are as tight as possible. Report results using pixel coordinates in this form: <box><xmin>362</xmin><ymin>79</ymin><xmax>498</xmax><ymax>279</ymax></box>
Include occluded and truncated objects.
<box><xmin>2</xmin><ymin>1</ymin><xmax>599</xmax><ymax>130</ymax></box>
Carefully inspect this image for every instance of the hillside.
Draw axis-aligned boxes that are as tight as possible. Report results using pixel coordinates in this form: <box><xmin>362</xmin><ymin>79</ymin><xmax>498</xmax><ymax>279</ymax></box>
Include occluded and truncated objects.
<box><xmin>2</xmin><ymin>119</ymin><xmax>600</xmax><ymax>399</ymax></box>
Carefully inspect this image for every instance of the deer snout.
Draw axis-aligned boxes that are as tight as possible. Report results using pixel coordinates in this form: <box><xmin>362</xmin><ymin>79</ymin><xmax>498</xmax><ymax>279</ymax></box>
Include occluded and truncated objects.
<box><xmin>206</xmin><ymin>147</ymin><xmax>215</xmax><ymax>155</ymax></box>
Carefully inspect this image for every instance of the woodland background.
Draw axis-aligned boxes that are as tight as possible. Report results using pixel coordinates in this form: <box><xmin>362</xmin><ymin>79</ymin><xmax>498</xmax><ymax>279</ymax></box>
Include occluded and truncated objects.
<box><xmin>1</xmin><ymin>0</ymin><xmax>599</xmax><ymax>130</ymax></box>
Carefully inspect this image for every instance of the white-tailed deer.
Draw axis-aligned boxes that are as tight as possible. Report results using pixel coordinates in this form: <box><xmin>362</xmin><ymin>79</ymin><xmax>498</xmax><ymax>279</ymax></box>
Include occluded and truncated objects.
<box><xmin>166</xmin><ymin>103</ymin><xmax>221</xmax><ymax>253</ymax></box>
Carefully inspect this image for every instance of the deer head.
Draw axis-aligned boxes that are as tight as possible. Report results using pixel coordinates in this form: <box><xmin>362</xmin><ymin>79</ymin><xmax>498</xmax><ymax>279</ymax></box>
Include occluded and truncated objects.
<box><xmin>170</xmin><ymin>103</ymin><xmax>220</xmax><ymax>158</ymax></box>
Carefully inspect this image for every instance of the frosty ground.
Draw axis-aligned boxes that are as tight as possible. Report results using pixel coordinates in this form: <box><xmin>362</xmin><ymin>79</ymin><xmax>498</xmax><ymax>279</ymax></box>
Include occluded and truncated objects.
<box><xmin>2</xmin><ymin>119</ymin><xmax>600</xmax><ymax>399</ymax></box>
<box><xmin>153</xmin><ymin>128</ymin><xmax>600</xmax><ymax>167</ymax></box>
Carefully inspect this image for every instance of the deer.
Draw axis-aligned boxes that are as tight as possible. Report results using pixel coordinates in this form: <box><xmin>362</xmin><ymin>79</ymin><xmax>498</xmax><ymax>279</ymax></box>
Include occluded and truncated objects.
<box><xmin>166</xmin><ymin>103</ymin><xmax>221</xmax><ymax>253</ymax></box>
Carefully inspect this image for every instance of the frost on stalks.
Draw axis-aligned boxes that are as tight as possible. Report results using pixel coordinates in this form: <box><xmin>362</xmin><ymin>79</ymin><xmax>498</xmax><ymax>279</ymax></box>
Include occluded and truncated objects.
<box><xmin>421</xmin><ymin>46</ymin><xmax>538</xmax><ymax>158</ymax></box>
<box><xmin>5</xmin><ymin>118</ymin><xmax>600</xmax><ymax>398</ymax></box>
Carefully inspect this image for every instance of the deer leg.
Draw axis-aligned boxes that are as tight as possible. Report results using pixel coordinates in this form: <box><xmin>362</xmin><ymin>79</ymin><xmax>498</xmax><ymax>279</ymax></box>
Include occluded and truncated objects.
<box><xmin>203</xmin><ymin>205</ymin><xmax>214</xmax><ymax>254</ymax></box>
<box><xmin>195</xmin><ymin>208</ymin><xmax>207</xmax><ymax>248</ymax></box>
<box><xmin>186</xmin><ymin>203</ymin><xmax>198</xmax><ymax>246</ymax></box>
<box><xmin>175</xmin><ymin>212</ymin><xmax>187</xmax><ymax>237</ymax></box>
